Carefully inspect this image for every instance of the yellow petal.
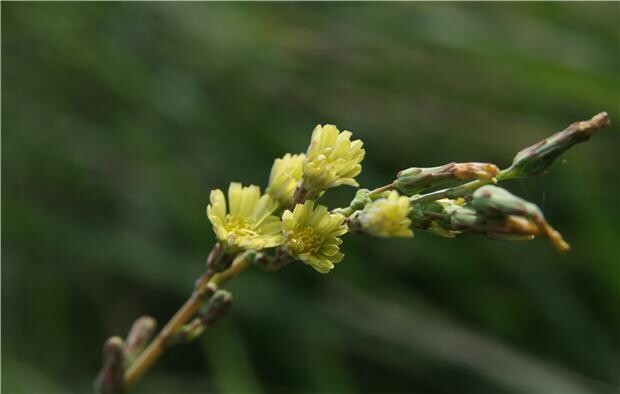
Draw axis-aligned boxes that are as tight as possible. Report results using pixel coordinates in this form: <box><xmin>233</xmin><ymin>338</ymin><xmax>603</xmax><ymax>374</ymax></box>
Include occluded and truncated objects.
<box><xmin>210</xmin><ymin>189</ymin><xmax>227</xmax><ymax>219</ymax></box>
<box><xmin>228</xmin><ymin>182</ymin><xmax>243</xmax><ymax>216</ymax></box>
<box><xmin>238</xmin><ymin>185</ymin><xmax>260</xmax><ymax>218</ymax></box>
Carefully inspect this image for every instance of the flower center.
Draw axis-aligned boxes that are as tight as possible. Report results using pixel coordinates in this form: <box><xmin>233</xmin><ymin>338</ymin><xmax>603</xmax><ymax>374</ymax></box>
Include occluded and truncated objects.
<box><xmin>225</xmin><ymin>216</ymin><xmax>257</xmax><ymax>238</ymax></box>
<box><xmin>287</xmin><ymin>226</ymin><xmax>323</xmax><ymax>255</ymax></box>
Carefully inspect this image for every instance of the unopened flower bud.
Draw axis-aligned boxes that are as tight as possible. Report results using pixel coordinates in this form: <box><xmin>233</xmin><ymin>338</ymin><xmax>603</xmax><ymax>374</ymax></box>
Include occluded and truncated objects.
<box><xmin>408</xmin><ymin>199</ymin><xmax>467</xmax><ymax>234</ymax></box>
<box><xmin>472</xmin><ymin>185</ymin><xmax>569</xmax><ymax>252</ymax></box>
<box><xmin>206</xmin><ymin>243</ymin><xmax>235</xmax><ymax>274</ymax></box>
<box><xmin>200</xmin><ymin>289</ymin><xmax>233</xmax><ymax>328</ymax></box>
<box><xmin>349</xmin><ymin>189</ymin><xmax>371</xmax><ymax>211</ymax></box>
<box><xmin>505</xmin><ymin>112</ymin><xmax>609</xmax><ymax>178</ymax></box>
<box><xmin>448</xmin><ymin>206</ymin><xmax>482</xmax><ymax>229</ymax></box>
<box><xmin>94</xmin><ymin>336</ymin><xmax>125</xmax><ymax>394</ymax></box>
<box><xmin>395</xmin><ymin>162</ymin><xmax>499</xmax><ymax>195</ymax></box>
<box><xmin>124</xmin><ymin>316</ymin><xmax>157</xmax><ymax>366</ymax></box>
<box><xmin>168</xmin><ymin>290</ymin><xmax>234</xmax><ymax>347</ymax></box>
<box><xmin>471</xmin><ymin>185</ymin><xmax>542</xmax><ymax>218</ymax></box>
<box><xmin>169</xmin><ymin>318</ymin><xmax>206</xmax><ymax>346</ymax></box>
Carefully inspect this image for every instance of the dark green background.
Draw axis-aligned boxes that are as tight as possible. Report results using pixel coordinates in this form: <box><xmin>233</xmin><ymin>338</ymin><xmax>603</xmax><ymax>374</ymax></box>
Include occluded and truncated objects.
<box><xmin>2</xmin><ymin>3</ymin><xmax>619</xmax><ymax>393</ymax></box>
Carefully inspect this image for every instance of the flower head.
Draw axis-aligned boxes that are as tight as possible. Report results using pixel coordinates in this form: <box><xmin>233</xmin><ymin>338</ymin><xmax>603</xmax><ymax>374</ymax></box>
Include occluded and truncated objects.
<box><xmin>282</xmin><ymin>200</ymin><xmax>347</xmax><ymax>273</ymax></box>
<box><xmin>358</xmin><ymin>191</ymin><xmax>413</xmax><ymax>238</ymax></box>
<box><xmin>207</xmin><ymin>183</ymin><xmax>282</xmax><ymax>250</ymax></box>
<box><xmin>266</xmin><ymin>153</ymin><xmax>305</xmax><ymax>208</ymax></box>
<box><xmin>302</xmin><ymin>124</ymin><xmax>365</xmax><ymax>196</ymax></box>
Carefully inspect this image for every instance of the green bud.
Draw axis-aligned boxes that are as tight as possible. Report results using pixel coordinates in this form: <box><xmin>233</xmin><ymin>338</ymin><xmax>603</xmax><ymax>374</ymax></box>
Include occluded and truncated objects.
<box><xmin>471</xmin><ymin>185</ymin><xmax>542</xmax><ymax>218</ymax></box>
<box><xmin>396</xmin><ymin>162</ymin><xmax>499</xmax><ymax>195</ymax></box>
<box><xmin>199</xmin><ymin>289</ymin><xmax>233</xmax><ymax>328</ymax></box>
<box><xmin>408</xmin><ymin>201</ymin><xmax>444</xmax><ymax>228</ymax></box>
<box><xmin>170</xmin><ymin>318</ymin><xmax>206</xmax><ymax>345</ymax></box>
<box><xmin>448</xmin><ymin>206</ymin><xmax>481</xmax><ymax>228</ymax></box>
<box><xmin>410</xmin><ymin>197</ymin><xmax>547</xmax><ymax>244</ymax></box>
<box><xmin>505</xmin><ymin>112</ymin><xmax>609</xmax><ymax>178</ymax></box>
<box><xmin>168</xmin><ymin>290</ymin><xmax>234</xmax><ymax>346</ymax></box>
<box><xmin>471</xmin><ymin>185</ymin><xmax>569</xmax><ymax>252</ymax></box>
<box><xmin>349</xmin><ymin>188</ymin><xmax>371</xmax><ymax>210</ymax></box>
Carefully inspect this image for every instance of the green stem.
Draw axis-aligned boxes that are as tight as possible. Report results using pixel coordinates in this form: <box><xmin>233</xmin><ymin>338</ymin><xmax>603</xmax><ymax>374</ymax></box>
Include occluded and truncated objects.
<box><xmin>410</xmin><ymin>169</ymin><xmax>513</xmax><ymax>205</ymax></box>
<box><xmin>331</xmin><ymin>183</ymin><xmax>395</xmax><ymax>217</ymax></box>
<box><xmin>368</xmin><ymin>183</ymin><xmax>396</xmax><ymax>198</ymax></box>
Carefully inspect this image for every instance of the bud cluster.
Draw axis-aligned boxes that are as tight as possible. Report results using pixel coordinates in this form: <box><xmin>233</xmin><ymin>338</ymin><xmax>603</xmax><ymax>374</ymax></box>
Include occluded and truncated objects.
<box><xmin>409</xmin><ymin>186</ymin><xmax>569</xmax><ymax>251</ymax></box>
<box><xmin>207</xmin><ymin>124</ymin><xmax>364</xmax><ymax>274</ymax></box>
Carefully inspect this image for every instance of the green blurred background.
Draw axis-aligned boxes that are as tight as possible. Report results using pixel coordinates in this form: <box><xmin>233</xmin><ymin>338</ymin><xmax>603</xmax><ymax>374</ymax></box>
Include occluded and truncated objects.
<box><xmin>2</xmin><ymin>3</ymin><xmax>619</xmax><ymax>394</ymax></box>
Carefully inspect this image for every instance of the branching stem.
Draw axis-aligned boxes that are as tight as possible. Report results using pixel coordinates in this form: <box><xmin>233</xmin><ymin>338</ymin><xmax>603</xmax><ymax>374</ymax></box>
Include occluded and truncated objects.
<box><xmin>123</xmin><ymin>252</ymin><xmax>252</xmax><ymax>389</ymax></box>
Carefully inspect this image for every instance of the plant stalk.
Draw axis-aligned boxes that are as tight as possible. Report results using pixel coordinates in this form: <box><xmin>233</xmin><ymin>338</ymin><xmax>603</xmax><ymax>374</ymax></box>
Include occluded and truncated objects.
<box><xmin>123</xmin><ymin>252</ymin><xmax>252</xmax><ymax>389</ymax></box>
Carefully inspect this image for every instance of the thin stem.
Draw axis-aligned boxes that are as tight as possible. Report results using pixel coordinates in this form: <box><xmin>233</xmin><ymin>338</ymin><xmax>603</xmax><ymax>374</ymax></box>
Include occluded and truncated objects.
<box><xmin>410</xmin><ymin>169</ymin><xmax>514</xmax><ymax>205</ymax></box>
<box><xmin>211</xmin><ymin>252</ymin><xmax>253</xmax><ymax>287</ymax></box>
<box><xmin>409</xmin><ymin>179</ymin><xmax>488</xmax><ymax>204</ymax></box>
<box><xmin>123</xmin><ymin>252</ymin><xmax>252</xmax><ymax>389</ymax></box>
<box><xmin>368</xmin><ymin>183</ymin><xmax>395</xmax><ymax>198</ymax></box>
<box><xmin>331</xmin><ymin>183</ymin><xmax>395</xmax><ymax>218</ymax></box>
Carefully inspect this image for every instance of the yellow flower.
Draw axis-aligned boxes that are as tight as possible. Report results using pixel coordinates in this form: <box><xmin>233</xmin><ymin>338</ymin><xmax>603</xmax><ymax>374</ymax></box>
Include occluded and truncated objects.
<box><xmin>302</xmin><ymin>124</ymin><xmax>365</xmax><ymax>195</ymax></box>
<box><xmin>282</xmin><ymin>200</ymin><xmax>348</xmax><ymax>274</ymax></box>
<box><xmin>358</xmin><ymin>191</ymin><xmax>413</xmax><ymax>238</ymax></box>
<box><xmin>207</xmin><ymin>182</ymin><xmax>282</xmax><ymax>250</ymax></box>
<box><xmin>266</xmin><ymin>153</ymin><xmax>305</xmax><ymax>208</ymax></box>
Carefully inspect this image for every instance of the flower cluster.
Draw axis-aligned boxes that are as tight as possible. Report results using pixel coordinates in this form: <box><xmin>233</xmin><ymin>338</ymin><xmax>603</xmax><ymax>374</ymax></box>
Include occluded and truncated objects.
<box><xmin>207</xmin><ymin>124</ymin><xmax>369</xmax><ymax>274</ymax></box>
<box><xmin>205</xmin><ymin>114</ymin><xmax>605</xmax><ymax>273</ymax></box>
